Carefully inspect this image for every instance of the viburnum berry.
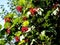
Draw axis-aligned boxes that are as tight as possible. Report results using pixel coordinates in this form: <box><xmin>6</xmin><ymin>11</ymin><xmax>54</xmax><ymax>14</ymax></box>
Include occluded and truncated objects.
<box><xmin>15</xmin><ymin>36</ymin><xmax>20</xmax><ymax>42</ymax></box>
<box><xmin>6</xmin><ymin>29</ymin><xmax>10</xmax><ymax>34</ymax></box>
<box><xmin>29</xmin><ymin>8</ymin><xmax>37</xmax><ymax>15</ymax></box>
<box><xmin>16</xmin><ymin>6</ymin><xmax>23</xmax><ymax>12</ymax></box>
<box><xmin>22</xmin><ymin>16</ymin><xmax>27</xmax><ymax>21</ymax></box>
<box><xmin>4</xmin><ymin>17</ymin><xmax>11</xmax><ymax>22</ymax></box>
<box><xmin>21</xmin><ymin>26</ymin><xmax>28</xmax><ymax>32</ymax></box>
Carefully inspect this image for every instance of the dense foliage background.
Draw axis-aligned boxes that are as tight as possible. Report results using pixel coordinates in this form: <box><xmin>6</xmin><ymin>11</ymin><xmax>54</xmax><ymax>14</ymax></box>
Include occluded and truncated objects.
<box><xmin>0</xmin><ymin>0</ymin><xmax>60</xmax><ymax>45</ymax></box>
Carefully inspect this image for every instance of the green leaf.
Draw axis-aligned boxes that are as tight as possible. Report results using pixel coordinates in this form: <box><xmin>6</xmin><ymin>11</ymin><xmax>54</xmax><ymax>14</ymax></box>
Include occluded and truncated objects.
<box><xmin>37</xmin><ymin>18</ymin><xmax>44</xmax><ymax>23</ymax></box>
<box><xmin>39</xmin><ymin>31</ymin><xmax>46</xmax><ymax>40</ymax></box>
<box><xmin>10</xmin><ymin>18</ymin><xmax>19</xmax><ymax>29</ymax></box>
<box><xmin>44</xmin><ymin>11</ymin><xmax>51</xmax><ymax>20</ymax></box>
<box><xmin>13</xmin><ymin>18</ymin><xmax>19</xmax><ymax>24</ymax></box>
<box><xmin>0</xmin><ymin>39</ymin><xmax>5</xmax><ymax>45</ymax></box>
<box><xmin>4</xmin><ymin>22</ymin><xmax>11</xmax><ymax>29</ymax></box>
<box><xmin>0</xmin><ymin>24</ymin><xmax>2</xmax><ymax>30</ymax></box>
<box><xmin>18</xmin><ymin>0</ymin><xmax>26</xmax><ymax>6</ymax></box>
<box><xmin>46</xmin><ymin>0</ymin><xmax>50</xmax><ymax>5</ymax></box>
<box><xmin>18</xmin><ymin>17</ymin><xmax>23</xmax><ymax>24</ymax></box>
<box><xmin>4</xmin><ymin>13</ymin><xmax>16</xmax><ymax>18</ymax></box>
<box><xmin>42</xmin><ymin>22</ymin><xmax>51</xmax><ymax>28</ymax></box>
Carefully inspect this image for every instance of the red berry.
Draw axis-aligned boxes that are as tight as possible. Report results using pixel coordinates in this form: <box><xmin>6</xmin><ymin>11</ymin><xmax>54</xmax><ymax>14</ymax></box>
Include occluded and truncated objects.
<box><xmin>23</xmin><ymin>16</ymin><xmax>27</xmax><ymax>21</ymax></box>
<box><xmin>16</xmin><ymin>6</ymin><xmax>22</xmax><ymax>12</ymax></box>
<box><xmin>30</xmin><ymin>8</ymin><xmax>37</xmax><ymax>15</ymax></box>
<box><xmin>21</xmin><ymin>26</ymin><xmax>28</xmax><ymax>32</ymax></box>
<box><xmin>6</xmin><ymin>29</ymin><xmax>10</xmax><ymax>34</ymax></box>
<box><xmin>4</xmin><ymin>18</ymin><xmax>6</xmax><ymax>22</ymax></box>
<box><xmin>15</xmin><ymin>36</ymin><xmax>20</xmax><ymax>42</ymax></box>
<box><xmin>4</xmin><ymin>17</ymin><xmax>11</xmax><ymax>22</ymax></box>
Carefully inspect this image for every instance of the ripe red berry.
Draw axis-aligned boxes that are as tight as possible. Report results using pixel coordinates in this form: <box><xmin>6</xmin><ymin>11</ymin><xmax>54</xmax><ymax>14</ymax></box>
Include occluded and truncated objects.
<box><xmin>30</xmin><ymin>8</ymin><xmax>37</xmax><ymax>15</ymax></box>
<box><xmin>23</xmin><ymin>16</ymin><xmax>27</xmax><ymax>21</ymax></box>
<box><xmin>4</xmin><ymin>17</ymin><xmax>11</xmax><ymax>22</ymax></box>
<box><xmin>21</xmin><ymin>26</ymin><xmax>28</xmax><ymax>32</ymax></box>
<box><xmin>6</xmin><ymin>29</ymin><xmax>10</xmax><ymax>34</ymax></box>
<box><xmin>16</xmin><ymin>6</ymin><xmax>22</xmax><ymax>12</ymax></box>
<box><xmin>15</xmin><ymin>36</ymin><xmax>20</xmax><ymax>42</ymax></box>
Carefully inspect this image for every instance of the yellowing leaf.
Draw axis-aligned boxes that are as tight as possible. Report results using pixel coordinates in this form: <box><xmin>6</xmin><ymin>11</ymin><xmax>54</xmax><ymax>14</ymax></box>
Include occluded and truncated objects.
<box><xmin>22</xmin><ymin>21</ymin><xmax>29</xmax><ymax>26</ymax></box>
<box><xmin>15</xmin><ymin>31</ymin><xmax>22</xmax><ymax>36</ymax></box>
<box><xmin>18</xmin><ymin>40</ymin><xmax>25</xmax><ymax>45</ymax></box>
